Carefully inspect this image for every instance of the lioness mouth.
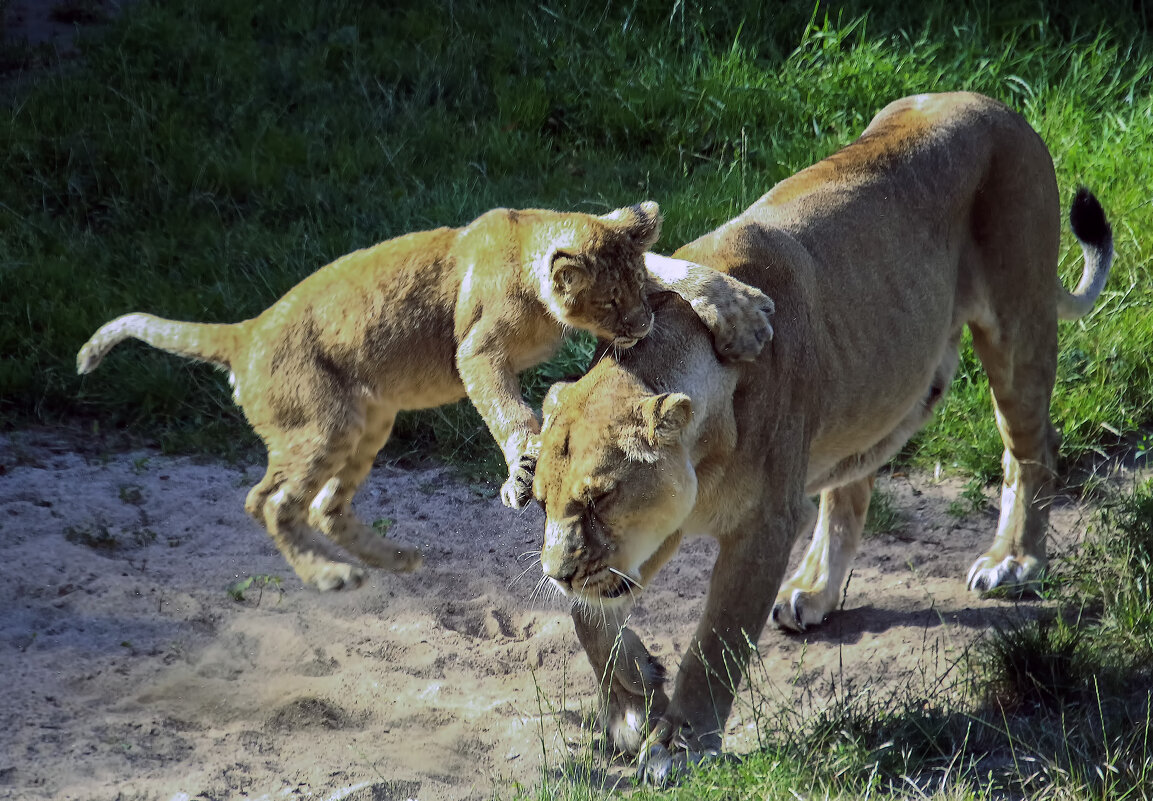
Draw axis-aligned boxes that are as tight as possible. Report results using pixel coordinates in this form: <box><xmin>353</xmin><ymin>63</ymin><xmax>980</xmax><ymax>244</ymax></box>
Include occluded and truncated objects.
<box><xmin>603</xmin><ymin>577</ymin><xmax>633</xmax><ymax>599</ymax></box>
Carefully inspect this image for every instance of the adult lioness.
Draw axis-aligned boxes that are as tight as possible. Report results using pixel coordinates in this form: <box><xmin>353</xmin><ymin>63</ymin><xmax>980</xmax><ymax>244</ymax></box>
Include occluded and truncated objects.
<box><xmin>78</xmin><ymin>203</ymin><xmax>773</xmax><ymax>591</ymax></box>
<box><xmin>531</xmin><ymin>93</ymin><xmax>1113</xmax><ymax>780</ymax></box>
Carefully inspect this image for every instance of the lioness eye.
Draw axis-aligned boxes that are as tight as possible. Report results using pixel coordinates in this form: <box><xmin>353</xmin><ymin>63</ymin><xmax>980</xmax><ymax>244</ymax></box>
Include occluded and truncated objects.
<box><xmin>588</xmin><ymin>489</ymin><xmax>616</xmax><ymax>509</ymax></box>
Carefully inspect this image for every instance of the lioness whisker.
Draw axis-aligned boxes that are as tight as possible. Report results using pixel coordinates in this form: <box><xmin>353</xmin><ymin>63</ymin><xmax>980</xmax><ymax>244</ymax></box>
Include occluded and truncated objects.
<box><xmin>508</xmin><ymin>561</ymin><xmax>541</xmax><ymax>592</ymax></box>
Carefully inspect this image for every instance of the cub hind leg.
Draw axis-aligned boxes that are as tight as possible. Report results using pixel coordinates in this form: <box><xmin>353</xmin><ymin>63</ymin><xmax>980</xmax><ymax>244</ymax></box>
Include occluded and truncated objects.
<box><xmin>307</xmin><ymin>404</ymin><xmax>422</xmax><ymax>572</ymax></box>
<box><xmin>244</xmin><ymin>424</ymin><xmax>370</xmax><ymax>591</ymax></box>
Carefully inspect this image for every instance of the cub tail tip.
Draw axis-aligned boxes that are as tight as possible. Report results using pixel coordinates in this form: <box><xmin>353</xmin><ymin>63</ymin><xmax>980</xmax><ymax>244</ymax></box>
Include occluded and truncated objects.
<box><xmin>76</xmin><ymin>342</ymin><xmax>101</xmax><ymax>375</ymax></box>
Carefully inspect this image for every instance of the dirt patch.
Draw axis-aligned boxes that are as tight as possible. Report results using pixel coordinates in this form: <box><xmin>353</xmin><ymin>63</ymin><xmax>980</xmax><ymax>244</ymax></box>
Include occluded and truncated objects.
<box><xmin>0</xmin><ymin>429</ymin><xmax>1094</xmax><ymax>799</ymax></box>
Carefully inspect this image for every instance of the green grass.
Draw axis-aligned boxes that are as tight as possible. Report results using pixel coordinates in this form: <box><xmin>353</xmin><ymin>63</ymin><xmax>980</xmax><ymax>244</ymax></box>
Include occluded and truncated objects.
<box><xmin>1</xmin><ymin>0</ymin><xmax>1151</xmax><ymax>474</ymax></box>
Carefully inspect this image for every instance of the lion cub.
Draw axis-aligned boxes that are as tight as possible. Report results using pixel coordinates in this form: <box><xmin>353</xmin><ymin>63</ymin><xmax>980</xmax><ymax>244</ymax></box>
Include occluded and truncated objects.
<box><xmin>77</xmin><ymin>203</ymin><xmax>773</xmax><ymax>591</ymax></box>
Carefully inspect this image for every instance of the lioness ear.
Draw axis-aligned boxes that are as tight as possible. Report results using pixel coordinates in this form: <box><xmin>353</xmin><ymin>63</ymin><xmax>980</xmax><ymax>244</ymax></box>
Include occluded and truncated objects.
<box><xmin>638</xmin><ymin>392</ymin><xmax>692</xmax><ymax>446</ymax></box>
<box><xmin>601</xmin><ymin>201</ymin><xmax>662</xmax><ymax>251</ymax></box>
<box><xmin>550</xmin><ymin>252</ymin><xmax>590</xmax><ymax>297</ymax></box>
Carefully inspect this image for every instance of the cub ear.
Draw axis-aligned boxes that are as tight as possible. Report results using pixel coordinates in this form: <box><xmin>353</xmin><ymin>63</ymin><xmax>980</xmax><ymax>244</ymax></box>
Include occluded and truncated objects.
<box><xmin>550</xmin><ymin>253</ymin><xmax>591</xmax><ymax>297</ymax></box>
<box><xmin>637</xmin><ymin>392</ymin><xmax>692</xmax><ymax>447</ymax></box>
<box><xmin>601</xmin><ymin>201</ymin><xmax>662</xmax><ymax>251</ymax></box>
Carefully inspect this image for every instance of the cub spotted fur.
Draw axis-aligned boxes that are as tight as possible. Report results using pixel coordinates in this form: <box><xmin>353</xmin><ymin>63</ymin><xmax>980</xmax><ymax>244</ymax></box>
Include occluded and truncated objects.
<box><xmin>78</xmin><ymin>203</ymin><xmax>773</xmax><ymax>591</ymax></box>
<box><xmin>531</xmin><ymin>93</ymin><xmax>1113</xmax><ymax>781</ymax></box>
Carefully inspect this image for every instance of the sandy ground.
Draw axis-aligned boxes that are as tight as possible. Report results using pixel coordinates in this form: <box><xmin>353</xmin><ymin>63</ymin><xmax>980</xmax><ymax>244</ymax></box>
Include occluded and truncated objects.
<box><xmin>0</xmin><ymin>428</ymin><xmax>1095</xmax><ymax>801</ymax></box>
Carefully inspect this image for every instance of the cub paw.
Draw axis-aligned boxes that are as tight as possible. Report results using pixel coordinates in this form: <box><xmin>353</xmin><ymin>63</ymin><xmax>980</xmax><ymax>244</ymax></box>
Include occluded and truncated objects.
<box><xmin>500</xmin><ymin>445</ymin><xmax>539</xmax><ymax>509</ymax></box>
<box><xmin>691</xmin><ymin>279</ymin><xmax>775</xmax><ymax>363</ymax></box>
<box><xmin>309</xmin><ymin>562</ymin><xmax>367</xmax><ymax>592</ymax></box>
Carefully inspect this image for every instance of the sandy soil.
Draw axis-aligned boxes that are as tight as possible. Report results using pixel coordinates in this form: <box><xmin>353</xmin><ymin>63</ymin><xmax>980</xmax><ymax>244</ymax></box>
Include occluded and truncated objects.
<box><xmin>0</xmin><ymin>428</ymin><xmax>1095</xmax><ymax>801</ymax></box>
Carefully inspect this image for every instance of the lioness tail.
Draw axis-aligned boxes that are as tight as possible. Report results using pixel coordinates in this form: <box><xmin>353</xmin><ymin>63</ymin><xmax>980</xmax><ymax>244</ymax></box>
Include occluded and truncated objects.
<box><xmin>77</xmin><ymin>313</ymin><xmax>240</xmax><ymax>374</ymax></box>
<box><xmin>1058</xmin><ymin>187</ymin><xmax>1114</xmax><ymax>321</ymax></box>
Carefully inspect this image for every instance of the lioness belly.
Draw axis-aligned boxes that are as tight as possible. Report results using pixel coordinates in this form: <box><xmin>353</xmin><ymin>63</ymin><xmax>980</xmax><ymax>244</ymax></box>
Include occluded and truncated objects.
<box><xmin>805</xmin><ymin>341</ymin><xmax>959</xmax><ymax>494</ymax></box>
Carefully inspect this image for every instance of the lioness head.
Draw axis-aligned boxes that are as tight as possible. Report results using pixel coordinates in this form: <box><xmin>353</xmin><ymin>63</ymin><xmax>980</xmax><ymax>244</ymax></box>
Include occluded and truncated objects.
<box><xmin>543</xmin><ymin>202</ymin><xmax>662</xmax><ymax>348</ymax></box>
<box><xmin>533</xmin><ymin>372</ymin><xmax>697</xmax><ymax>606</ymax></box>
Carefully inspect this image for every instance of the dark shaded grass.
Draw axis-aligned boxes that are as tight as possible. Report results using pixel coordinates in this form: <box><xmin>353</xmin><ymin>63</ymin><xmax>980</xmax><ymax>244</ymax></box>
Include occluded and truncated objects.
<box><xmin>2</xmin><ymin>0</ymin><xmax>1151</xmax><ymax>476</ymax></box>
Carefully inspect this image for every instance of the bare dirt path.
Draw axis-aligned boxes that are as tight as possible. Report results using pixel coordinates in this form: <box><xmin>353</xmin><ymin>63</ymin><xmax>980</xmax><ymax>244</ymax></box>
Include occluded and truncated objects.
<box><xmin>0</xmin><ymin>430</ymin><xmax>1091</xmax><ymax>800</ymax></box>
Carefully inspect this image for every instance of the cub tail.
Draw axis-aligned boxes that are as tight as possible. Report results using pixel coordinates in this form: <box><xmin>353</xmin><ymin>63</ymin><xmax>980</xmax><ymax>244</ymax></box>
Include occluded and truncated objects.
<box><xmin>1058</xmin><ymin>187</ymin><xmax>1114</xmax><ymax>321</ymax></box>
<box><xmin>77</xmin><ymin>313</ymin><xmax>240</xmax><ymax>374</ymax></box>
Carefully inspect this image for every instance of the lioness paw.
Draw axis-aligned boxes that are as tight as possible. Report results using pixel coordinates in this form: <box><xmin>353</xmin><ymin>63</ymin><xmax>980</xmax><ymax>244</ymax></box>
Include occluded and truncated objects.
<box><xmin>500</xmin><ymin>443</ymin><xmax>540</xmax><ymax>509</ymax></box>
<box><xmin>967</xmin><ymin>554</ymin><xmax>1045</xmax><ymax>595</ymax></box>
<box><xmin>771</xmin><ymin>589</ymin><xmax>825</xmax><ymax>632</ymax></box>
<box><xmin>636</xmin><ymin>723</ymin><xmax>727</xmax><ymax>787</ymax></box>
<box><xmin>771</xmin><ymin>584</ymin><xmax>835</xmax><ymax>632</ymax></box>
<box><xmin>690</xmin><ymin>279</ymin><xmax>774</xmax><ymax>363</ymax></box>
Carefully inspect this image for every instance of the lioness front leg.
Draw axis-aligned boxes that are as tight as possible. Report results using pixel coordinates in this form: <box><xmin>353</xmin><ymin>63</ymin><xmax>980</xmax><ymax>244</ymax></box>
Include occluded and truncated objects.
<box><xmin>772</xmin><ymin>477</ymin><xmax>871</xmax><ymax>632</ymax></box>
<box><xmin>640</xmin><ymin>510</ymin><xmax>798</xmax><ymax>785</ymax></box>
<box><xmin>572</xmin><ymin>604</ymin><xmax>669</xmax><ymax>757</ymax></box>
<box><xmin>643</xmin><ymin>253</ymin><xmax>774</xmax><ymax>362</ymax></box>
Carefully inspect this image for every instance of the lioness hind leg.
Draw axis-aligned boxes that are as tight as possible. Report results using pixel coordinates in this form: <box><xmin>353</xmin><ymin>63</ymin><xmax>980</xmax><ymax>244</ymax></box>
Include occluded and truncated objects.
<box><xmin>308</xmin><ymin>405</ymin><xmax>422</xmax><ymax>573</ymax></box>
<box><xmin>246</xmin><ymin>426</ymin><xmax>369</xmax><ymax>592</ymax></box>
<box><xmin>572</xmin><ymin>605</ymin><xmax>669</xmax><ymax>757</ymax></box>
<box><xmin>772</xmin><ymin>476</ymin><xmax>873</xmax><ymax>632</ymax></box>
<box><xmin>967</xmin><ymin>322</ymin><xmax>1060</xmax><ymax>594</ymax></box>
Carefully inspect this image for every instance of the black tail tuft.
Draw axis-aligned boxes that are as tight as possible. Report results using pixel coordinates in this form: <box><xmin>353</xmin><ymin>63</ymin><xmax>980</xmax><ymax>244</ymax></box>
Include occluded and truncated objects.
<box><xmin>1069</xmin><ymin>187</ymin><xmax>1112</xmax><ymax>247</ymax></box>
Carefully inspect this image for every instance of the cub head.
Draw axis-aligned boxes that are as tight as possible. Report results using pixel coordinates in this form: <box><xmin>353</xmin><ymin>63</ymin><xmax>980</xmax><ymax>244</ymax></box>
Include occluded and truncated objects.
<box><xmin>543</xmin><ymin>201</ymin><xmax>662</xmax><ymax>348</ymax></box>
<box><xmin>532</xmin><ymin>373</ymin><xmax>697</xmax><ymax>607</ymax></box>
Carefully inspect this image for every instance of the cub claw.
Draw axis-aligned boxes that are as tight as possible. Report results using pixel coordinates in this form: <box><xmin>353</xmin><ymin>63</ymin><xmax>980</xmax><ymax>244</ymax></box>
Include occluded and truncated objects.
<box><xmin>500</xmin><ymin>447</ymin><xmax>539</xmax><ymax>509</ymax></box>
<box><xmin>692</xmin><ymin>282</ymin><xmax>775</xmax><ymax>363</ymax></box>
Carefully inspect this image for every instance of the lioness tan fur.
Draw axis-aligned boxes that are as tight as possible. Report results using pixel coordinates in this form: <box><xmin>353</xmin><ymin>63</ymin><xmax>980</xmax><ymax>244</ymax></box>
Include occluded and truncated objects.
<box><xmin>78</xmin><ymin>203</ymin><xmax>773</xmax><ymax>591</ymax></box>
<box><xmin>531</xmin><ymin>93</ymin><xmax>1114</xmax><ymax>779</ymax></box>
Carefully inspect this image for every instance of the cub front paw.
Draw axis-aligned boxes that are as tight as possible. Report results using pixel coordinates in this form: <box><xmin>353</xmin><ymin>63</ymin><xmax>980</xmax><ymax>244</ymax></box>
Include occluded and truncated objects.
<box><xmin>500</xmin><ymin>446</ymin><xmax>539</xmax><ymax>509</ymax></box>
<box><xmin>692</xmin><ymin>279</ymin><xmax>775</xmax><ymax>363</ymax></box>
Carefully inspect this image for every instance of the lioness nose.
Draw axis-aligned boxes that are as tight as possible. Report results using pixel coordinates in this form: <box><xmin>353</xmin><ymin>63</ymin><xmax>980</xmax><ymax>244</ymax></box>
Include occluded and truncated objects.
<box><xmin>541</xmin><ymin>552</ymin><xmax>577</xmax><ymax>584</ymax></box>
<box><xmin>541</xmin><ymin>538</ymin><xmax>582</xmax><ymax>585</ymax></box>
